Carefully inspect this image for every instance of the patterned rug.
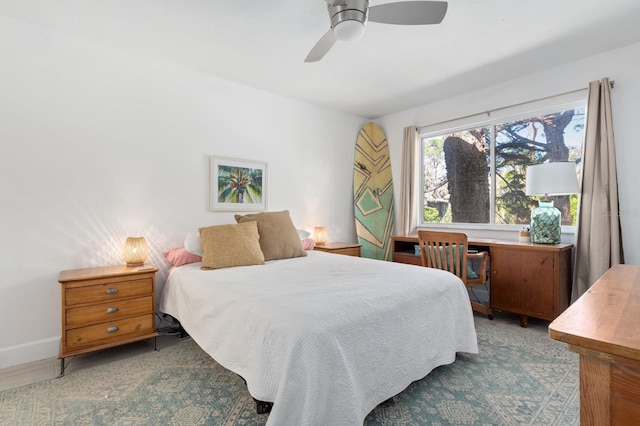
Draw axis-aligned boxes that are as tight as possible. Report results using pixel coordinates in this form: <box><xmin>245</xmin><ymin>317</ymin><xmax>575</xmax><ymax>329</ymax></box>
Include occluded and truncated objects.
<box><xmin>0</xmin><ymin>317</ymin><xmax>579</xmax><ymax>425</ymax></box>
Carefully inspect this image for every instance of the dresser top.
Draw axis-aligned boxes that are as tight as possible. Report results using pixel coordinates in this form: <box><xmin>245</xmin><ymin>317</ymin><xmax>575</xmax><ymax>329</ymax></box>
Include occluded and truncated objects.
<box><xmin>549</xmin><ymin>264</ymin><xmax>640</xmax><ymax>361</ymax></box>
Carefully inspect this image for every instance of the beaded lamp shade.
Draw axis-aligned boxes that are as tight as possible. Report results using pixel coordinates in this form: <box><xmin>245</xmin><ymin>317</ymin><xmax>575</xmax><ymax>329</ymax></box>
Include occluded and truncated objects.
<box><xmin>122</xmin><ymin>236</ymin><xmax>149</xmax><ymax>267</ymax></box>
<box><xmin>525</xmin><ymin>162</ymin><xmax>579</xmax><ymax>244</ymax></box>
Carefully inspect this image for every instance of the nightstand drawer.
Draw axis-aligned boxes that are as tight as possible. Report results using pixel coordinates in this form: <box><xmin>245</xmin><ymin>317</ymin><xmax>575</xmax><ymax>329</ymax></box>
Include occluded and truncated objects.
<box><xmin>65</xmin><ymin>314</ymin><xmax>155</xmax><ymax>350</ymax></box>
<box><xmin>65</xmin><ymin>278</ymin><xmax>152</xmax><ymax>306</ymax></box>
<box><xmin>66</xmin><ymin>296</ymin><xmax>154</xmax><ymax>328</ymax></box>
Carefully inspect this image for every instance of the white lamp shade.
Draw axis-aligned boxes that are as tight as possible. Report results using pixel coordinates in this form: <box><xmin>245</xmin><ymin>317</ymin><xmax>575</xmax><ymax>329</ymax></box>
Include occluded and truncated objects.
<box><xmin>525</xmin><ymin>162</ymin><xmax>580</xmax><ymax>196</ymax></box>
<box><xmin>334</xmin><ymin>20</ymin><xmax>365</xmax><ymax>41</ymax></box>
<box><xmin>122</xmin><ymin>236</ymin><xmax>149</xmax><ymax>266</ymax></box>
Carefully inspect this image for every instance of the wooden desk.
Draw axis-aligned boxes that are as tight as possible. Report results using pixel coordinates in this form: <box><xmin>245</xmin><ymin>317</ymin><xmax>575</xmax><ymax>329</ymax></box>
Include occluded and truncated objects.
<box><xmin>549</xmin><ymin>265</ymin><xmax>640</xmax><ymax>425</ymax></box>
<box><xmin>392</xmin><ymin>235</ymin><xmax>573</xmax><ymax>326</ymax></box>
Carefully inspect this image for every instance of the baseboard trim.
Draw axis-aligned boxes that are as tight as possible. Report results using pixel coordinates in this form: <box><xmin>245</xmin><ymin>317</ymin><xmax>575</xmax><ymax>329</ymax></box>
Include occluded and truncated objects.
<box><xmin>0</xmin><ymin>336</ymin><xmax>60</xmax><ymax>370</ymax></box>
<box><xmin>0</xmin><ymin>356</ymin><xmax>58</xmax><ymax>391</ymax></box>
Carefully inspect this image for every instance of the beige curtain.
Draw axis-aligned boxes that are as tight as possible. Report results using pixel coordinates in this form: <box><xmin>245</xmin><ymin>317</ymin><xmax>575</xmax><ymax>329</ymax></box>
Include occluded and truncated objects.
<box><xmin>399</xmin><ymin>126</ymin><xmax>419</xmax><ymax>236</ymax></box>
<box><xmin>571</xmin><ymin>78</ymin><xmax>624</xmax><ymax>302</ymax></box>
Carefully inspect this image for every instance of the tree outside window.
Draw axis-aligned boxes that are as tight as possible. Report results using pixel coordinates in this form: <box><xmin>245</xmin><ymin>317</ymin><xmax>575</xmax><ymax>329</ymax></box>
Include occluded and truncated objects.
<box><xmin>421</xmin><ymin>105</ymin><xmax>585</xmax><ymax>226</ymax></box>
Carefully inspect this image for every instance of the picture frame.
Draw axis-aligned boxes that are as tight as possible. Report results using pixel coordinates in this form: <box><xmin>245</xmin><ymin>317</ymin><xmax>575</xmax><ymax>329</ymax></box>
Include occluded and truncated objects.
<box><xmin>209</xmin><ymin>156</ymin><xmax>268</xmax><ymax>212</ymax></box>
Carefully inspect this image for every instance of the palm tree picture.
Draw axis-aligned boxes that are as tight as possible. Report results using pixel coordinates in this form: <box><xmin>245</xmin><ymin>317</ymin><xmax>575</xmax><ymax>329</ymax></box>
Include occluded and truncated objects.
<box><xmin>217</xmin><ymin>165</ymin><xmax>263</xmax><ymax>204</ymax></box>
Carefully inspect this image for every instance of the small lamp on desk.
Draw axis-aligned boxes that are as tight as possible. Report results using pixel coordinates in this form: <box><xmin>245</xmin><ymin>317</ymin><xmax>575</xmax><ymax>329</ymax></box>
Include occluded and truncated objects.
<box><xmin>312</xmin><ymin>226</ymin><xmax>328</xmax><ymax>246</ymax></box>
<box><xmin>525</xmin><ymin>162</ymin><xmax>579</xmax><ymax>244</ymax></box>
<box><xmin>122</xmin><ymin>236</ymin><xmax>149</xmax><ymax>267</ymax></box>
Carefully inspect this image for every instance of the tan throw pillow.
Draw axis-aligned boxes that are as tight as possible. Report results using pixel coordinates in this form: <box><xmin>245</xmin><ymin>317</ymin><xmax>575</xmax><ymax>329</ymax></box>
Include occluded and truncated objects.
<box><xmin>199</xmin><ymin>222</ymin><xmax>265</xmax><ymax>270</ymax></box>
<box><xmin>235</xmin><ymin>210</ymin><xmax>307</xmax><ymax>261</ymax></box>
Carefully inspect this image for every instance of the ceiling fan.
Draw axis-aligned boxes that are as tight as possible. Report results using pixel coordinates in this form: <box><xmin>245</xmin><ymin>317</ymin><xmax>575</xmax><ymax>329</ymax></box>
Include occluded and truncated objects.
<box><xmin>305</xmin><ymin>0</ymin><xmax>448</xmax><ymax>62</ymax></box>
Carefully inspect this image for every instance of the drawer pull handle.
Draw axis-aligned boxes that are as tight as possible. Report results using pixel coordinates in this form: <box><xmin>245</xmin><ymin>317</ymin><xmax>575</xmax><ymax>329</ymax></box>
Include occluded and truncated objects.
<box><xmin>106</xmin><ymin>307</ymin><xmax>119</xmax><ymax>314</ymax></box>
<box><xmin>106</xmin><ymin>326</ymin><xmax>119</xmax><ymax>333</ymax></box>
<box><xmin>105</xmin><ymin>288</ymin><xmax>119</xmax><ymax>295</ymax></box>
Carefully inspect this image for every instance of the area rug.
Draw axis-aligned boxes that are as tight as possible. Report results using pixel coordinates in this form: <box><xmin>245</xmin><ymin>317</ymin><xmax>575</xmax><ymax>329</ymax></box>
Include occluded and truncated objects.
<box><xmin>0</xmin><ymin>317</ymin><xmax>578</xmax><ymax>425</ymax></box>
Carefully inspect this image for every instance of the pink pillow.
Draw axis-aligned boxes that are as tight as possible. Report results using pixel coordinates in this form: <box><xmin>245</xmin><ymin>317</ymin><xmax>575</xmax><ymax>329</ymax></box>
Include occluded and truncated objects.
<box><xmin>163</xmin><ymin>247</ymin><xmax>202</xmax><ymax>267</ymax></box>
<box><xmin>301</xmin><ymin>238</ymin><xmax>316</xmax><ymax>250</ymax></box>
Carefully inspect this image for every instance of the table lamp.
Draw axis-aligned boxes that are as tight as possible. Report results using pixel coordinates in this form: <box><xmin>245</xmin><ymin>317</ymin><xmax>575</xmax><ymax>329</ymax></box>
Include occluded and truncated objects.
<box><xmin>312</xmin><ymin>226</ymin><xmax>328</xmax><ymax>245</ymax></box>
<box><xmin>122</xmin><ymin>236</ymin><xmax>149</xmax><ymax>267</ymax></box>
<box><xmin>525</xmin><ymin>162</ymin><xmax>579</xmax><ymax>244</ymax></box>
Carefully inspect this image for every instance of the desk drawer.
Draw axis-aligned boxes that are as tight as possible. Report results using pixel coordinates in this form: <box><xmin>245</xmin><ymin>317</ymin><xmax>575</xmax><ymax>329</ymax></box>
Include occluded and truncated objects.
<box><xmin>65</xmin><ymin>278</ymin><xmax>152</xmax><ymax>306</ymax></box>
<box><xmin>65</xmin><ymin>314</ymin><xmax>154</xmax><ymax>351</ymax></box>
<box><xmin>66</xmin><ymin>296</ymin><xmax>153</xmax><ymax>328</ymax></box>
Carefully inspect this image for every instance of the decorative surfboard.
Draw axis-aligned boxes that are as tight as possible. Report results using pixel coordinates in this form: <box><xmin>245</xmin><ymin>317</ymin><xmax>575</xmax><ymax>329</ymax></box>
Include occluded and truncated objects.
<box><xmin>353</xmin><ymin>122</ymin><xmax>395</xmax><ymax>261</ymax></box>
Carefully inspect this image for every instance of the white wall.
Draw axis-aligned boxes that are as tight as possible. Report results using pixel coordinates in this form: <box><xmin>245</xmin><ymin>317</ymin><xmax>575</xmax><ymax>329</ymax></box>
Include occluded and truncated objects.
<box><xmin>378</xmin><ymin>41</ymin><xmax>640</xmax><ymax>265</ymax></box>
<box><xmin>0</xmin><ymin>17</ymin><xmax>366</xmax><ymax>368</ymax></box>
<box><xmin>3</xmin><ymin>13</ymin><xmax>639</xmax><ymax>371</ymax></box>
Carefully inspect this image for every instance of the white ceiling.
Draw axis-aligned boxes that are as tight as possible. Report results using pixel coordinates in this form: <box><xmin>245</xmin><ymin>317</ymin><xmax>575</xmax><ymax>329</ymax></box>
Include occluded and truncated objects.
<box><xmin>3</xmin><ymin>0</ymin><xmax>640</xmax><ymax>118</ymax></box>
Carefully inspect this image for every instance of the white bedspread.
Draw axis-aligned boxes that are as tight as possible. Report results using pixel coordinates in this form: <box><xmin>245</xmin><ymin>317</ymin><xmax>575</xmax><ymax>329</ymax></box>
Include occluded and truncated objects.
<box><xmin>159</xmin><ymin>250</ymin><xmax>478</xmax><ymax>426</ymax></box>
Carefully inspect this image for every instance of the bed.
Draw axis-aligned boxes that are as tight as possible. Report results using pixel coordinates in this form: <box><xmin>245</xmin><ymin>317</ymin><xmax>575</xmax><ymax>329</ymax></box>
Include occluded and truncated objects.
<box><xmin>159</xmin><ymin>248</ymin><xmax>478</xmax><ymax>426</ymax></box>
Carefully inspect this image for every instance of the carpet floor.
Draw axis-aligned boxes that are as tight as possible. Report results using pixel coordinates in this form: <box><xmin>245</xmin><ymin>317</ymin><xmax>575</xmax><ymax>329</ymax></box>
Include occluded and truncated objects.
<box><xmin>0</xmin><ymin>316</ymin><xmax>579</xmax><ymax>425</ymax></box>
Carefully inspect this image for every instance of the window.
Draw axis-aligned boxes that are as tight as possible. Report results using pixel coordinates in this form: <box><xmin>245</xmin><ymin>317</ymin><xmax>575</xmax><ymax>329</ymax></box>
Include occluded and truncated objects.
<box><xmin>420</xmin><ymin>99</ymin><xmax>585</xmax><ymax>228</ymax></box>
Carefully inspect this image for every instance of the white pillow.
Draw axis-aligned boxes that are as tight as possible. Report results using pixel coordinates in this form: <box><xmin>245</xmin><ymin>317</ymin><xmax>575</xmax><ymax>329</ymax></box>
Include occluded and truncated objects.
<box><xmin>297</xmin><ymin>229</ymin><xmax>311</xmax><ymax>239</ymax></box>
<box><xmin>184</xmin><ymin>232</ymin><xmax>203</xmax><ymax>256</ymax></box>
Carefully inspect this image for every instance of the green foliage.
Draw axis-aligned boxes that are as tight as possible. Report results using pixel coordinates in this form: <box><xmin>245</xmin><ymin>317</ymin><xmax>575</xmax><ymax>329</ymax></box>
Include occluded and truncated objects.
<box><xmin>570</xmin><ymin>194</ymin><xmax>578</xmax><ymax>226</ymax></box>
<box><xmin>442</xmin><ymin>207</ymin><xmax>452</xmax><ymax>223</ymax></box>
<box><xmin>423</xmin><ymin>206</ymin><xmax>441</xmax><ymax>222</ymax></box>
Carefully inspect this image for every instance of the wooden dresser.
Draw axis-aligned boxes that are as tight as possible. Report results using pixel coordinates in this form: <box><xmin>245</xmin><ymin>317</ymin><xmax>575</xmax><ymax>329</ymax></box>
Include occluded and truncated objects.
<box><xmin>314</xmin><ymin>242</ymin><xmax>361</xmax><ymax>257</ymax></box>
<box><xmin>58</xmin><ymin>264</ymin><xmax>159</xmax><ymax>375</ymax></box>
<box><xmin>392</xmin><ymin>235</ymin><xmax>572</xmax><ymax>327</ymax></box>
<box><xmin>549</xmin><ymin>264</ymin><xmax>640</xmax><ymax>425</ymax></box>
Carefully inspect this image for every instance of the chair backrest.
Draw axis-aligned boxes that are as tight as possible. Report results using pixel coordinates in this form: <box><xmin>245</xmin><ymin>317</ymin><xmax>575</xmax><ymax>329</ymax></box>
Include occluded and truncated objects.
<box><xmin>417</xmin><ymin>230</ymin><xmax>469</xmax><ymax>282</ymax></box>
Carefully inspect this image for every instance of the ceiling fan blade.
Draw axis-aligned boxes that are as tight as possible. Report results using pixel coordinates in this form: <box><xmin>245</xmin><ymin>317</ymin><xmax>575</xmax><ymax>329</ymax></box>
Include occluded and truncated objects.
<box><xmin>305</xmin><ymin>29</ymin><xmax>338</xmax><ymax>62</ymax></box>
<box><xmin>368</xmin><ymin>1</ymin><xmax>448</xmax><ymax>25</ymax></box>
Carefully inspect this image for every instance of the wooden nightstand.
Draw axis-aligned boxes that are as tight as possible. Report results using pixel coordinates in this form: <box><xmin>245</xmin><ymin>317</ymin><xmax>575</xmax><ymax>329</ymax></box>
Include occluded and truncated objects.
<box><xmin>314</xmin><ymin>242</ymin><xmax>361</xmax><ymax>257</ymax></box>
<box><xmin>58</xmin><ymin>264</ymin><xmax>159</xmax><ymax>376</ymax></box>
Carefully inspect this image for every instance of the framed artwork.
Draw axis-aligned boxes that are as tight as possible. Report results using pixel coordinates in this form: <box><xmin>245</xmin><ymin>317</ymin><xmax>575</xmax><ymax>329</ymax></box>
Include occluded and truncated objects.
<box><xmin>210</xmin><ymin>156</ymin><xmax>268</xmax><ymax>211</ymax></box>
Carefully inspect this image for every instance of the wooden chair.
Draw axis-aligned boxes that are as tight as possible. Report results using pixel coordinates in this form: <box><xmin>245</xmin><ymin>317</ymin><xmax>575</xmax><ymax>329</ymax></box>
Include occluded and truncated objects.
<box><xmin>417</xmin><ymin>230</ymin><xmax>493</xmax><ymax>318</ymax></box>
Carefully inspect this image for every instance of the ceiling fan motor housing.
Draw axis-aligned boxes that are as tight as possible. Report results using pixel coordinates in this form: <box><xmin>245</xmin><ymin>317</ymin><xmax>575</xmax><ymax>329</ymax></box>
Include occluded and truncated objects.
<box><xmin>329</xmin><ymin>0</ymin><xmax>369</xmax><ymax>41</ymax></box>
<box><xmin>306</xmin><ymin>0</ymin><xmax>448</xmax><ymax>62</ymax></box>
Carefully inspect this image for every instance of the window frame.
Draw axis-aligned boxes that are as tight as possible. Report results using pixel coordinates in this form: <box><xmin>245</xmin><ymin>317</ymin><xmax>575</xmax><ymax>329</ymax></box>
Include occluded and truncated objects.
<box><xmin>417</xmin><ymin>92</ymin><xmax>586</xmax><ymax>233</ymax></box>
